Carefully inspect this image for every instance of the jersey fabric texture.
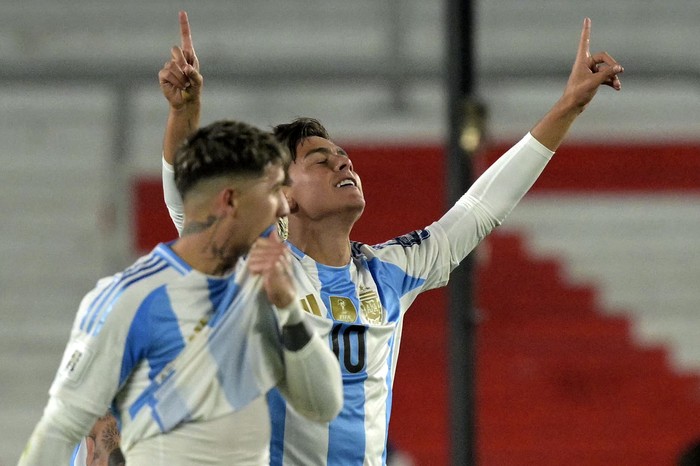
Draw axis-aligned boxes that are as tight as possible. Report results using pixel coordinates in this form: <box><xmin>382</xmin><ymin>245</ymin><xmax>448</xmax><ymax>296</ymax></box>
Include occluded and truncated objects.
<box><xmin>29</xmin><ymin>242</ymin><xmax>285</xmax><ymax>466</ymax></box>
<box><xmin>162</xmin><ymin>132</ymin><xmax>554</xmax><ymax>465</ymax></box>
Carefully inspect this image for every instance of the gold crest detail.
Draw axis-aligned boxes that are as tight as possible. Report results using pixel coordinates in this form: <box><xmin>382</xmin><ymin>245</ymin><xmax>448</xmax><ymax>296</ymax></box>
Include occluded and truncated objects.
<box><xmin>330</xmin><ymin>297</ymin><xmax>358</xmax><ymax>323</ymax></box>
<box><xmin>359</xmin><ymin>286</ymin><xmax>383</xmax><ymax>324</ymax></box>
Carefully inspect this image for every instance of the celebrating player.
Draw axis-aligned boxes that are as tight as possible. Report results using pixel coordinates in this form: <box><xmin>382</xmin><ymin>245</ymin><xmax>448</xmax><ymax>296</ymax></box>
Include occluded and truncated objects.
<box><xmin>19</xmin><ymin>120</ymin><xmax>343</xmax><ymax>465</ymax></box>
<box><xmin>159</xmin><ymin>11</ymin><xmax>623</xmax><ymax>465</ymax></box>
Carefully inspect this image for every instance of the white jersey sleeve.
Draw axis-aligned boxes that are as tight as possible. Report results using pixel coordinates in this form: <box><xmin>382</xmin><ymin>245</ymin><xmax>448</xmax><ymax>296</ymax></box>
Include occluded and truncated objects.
<box><xmin>435</xmin><ymin>132</ymin><xmax>553</xmax><ymax>269</ymax></box>
<box><xmin>366</xmin><ymin>132</ymin><xmax>553</xmax><ymax>294</ymax></box>
<box><xmin>162</xmin><ymin>156</ymin><xmax>184</xmax><ymax>235</ymax></box>
<box><xmin>18</xmin><ymin>398</ymin><xmax>96</xmax><ymax>466</ymax></box>
<box><xmin>275</xmin><ymin>306</ymin><xmax>343</xmax><ymax>422</ymax></box>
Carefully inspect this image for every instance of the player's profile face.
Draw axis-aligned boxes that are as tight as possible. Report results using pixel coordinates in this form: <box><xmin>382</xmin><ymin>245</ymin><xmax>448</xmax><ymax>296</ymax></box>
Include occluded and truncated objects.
<box><xmin>286</xmin><ymin>136</ymin><xmax>365</xmax><ymax>220</ymax></box>
<box><xmin>235</xmin><ymin>162</ymin><xmax>289</xmax><ymax>244</ymax></box>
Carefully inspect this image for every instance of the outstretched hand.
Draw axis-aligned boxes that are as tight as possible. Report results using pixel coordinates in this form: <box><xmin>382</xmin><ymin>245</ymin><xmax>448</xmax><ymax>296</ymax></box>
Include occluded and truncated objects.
<box><xmin>247</xmin><ymin>230</ymin><xmax>296</xmax><ymax>309</ymax></box>
<box><xmin>158</xmin><ymin>11</ymin><xmax>203</xmax><ymax>110</ymax></box>
<box><xmin>563</xmin><ymin>18</ymin><xmax>624</xmax><ymax>110</ymax></box>
<box><xmin>530</xmin><ymin>18</ymin><xmax>624</xmax><ymax>151</ymax></box>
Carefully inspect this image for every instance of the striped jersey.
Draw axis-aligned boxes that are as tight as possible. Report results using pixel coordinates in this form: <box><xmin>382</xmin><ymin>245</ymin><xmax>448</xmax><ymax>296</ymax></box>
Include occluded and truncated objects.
<box><xmin>268</xmin><ymin>229</ymin><xmax>451</xmax><ymax>465</ymax></box>
<box><xmin>162</xmin><ymin>132</ymin><xmax>555</xmax><ymax>465</ymax></box>
<box><xmin>49</xmin><ymin>242</ymin><xmax>284</xmax><ymax>464</ymax></box>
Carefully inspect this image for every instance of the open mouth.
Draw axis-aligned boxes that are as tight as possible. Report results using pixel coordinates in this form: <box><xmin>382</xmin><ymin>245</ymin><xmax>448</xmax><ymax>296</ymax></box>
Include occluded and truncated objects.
<box><xmin>335</xmin><ymin>179</ymin><xmax>357</xmax><ymax>188</ymax></box>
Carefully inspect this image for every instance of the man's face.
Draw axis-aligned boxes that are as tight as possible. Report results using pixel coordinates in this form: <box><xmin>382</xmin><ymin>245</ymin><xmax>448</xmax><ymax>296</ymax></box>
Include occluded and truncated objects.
<box><xmin>286</xmin><ymin>136</ymin><xmax>365</xmax><ymax>222</ymax></box>
<box><xmin>235</xmin><ymin>162</ymin><xmax>289</xmax><ymax>247</ymax></box>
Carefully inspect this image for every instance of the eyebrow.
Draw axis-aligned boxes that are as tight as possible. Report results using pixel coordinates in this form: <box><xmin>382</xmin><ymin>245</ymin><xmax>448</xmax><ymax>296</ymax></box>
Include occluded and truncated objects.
<box><xmin>303</xmin><ymin>146</ymin><xmax>348</xmax><ymax>159</ymax></box>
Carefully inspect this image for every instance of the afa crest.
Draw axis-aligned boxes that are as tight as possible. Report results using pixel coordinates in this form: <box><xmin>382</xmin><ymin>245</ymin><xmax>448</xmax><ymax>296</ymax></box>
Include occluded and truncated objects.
<box><xmin>359</xmin><ymin>286</ymin><xmax>383</xmax><ymax>325</ymax></box>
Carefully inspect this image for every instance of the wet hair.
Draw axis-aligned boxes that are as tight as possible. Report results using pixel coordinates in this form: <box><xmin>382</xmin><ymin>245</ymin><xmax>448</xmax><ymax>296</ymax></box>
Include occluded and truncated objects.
<box><xmin>175</xmin><ymin>120</ymin><xmax>288</xmax><ymax>199</ymax></box>
<box><xmin>272</xmin><ymin>117</ymin><xmax>330</xmax><ymax>162</ymax></box>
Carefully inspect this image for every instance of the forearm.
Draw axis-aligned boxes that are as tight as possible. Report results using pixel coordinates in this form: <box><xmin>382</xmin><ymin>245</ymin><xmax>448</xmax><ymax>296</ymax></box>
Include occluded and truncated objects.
<box><xmin>530</xmin><ymin>93</ymin><xmax>584</xmax><ymax>152</ymax></box>
<box><xmin>19</xmin><ymin>398</ymin><xmax>97</xmax><ymax>466</ymax></box>
<box><xmin>276</xmin><ymin>304</ymin><xmax>343</xmax><ymax>422</ymax></box>
<box><xmin>162</xmin><ymin>102</ymin><xmax>201</xmax><ymax>165</ymax></box>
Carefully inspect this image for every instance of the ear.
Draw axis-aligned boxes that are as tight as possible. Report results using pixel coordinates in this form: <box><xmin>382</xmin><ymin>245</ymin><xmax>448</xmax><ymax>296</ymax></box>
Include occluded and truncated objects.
<box><xmin>219</xmin><ymin>187</ymin><xmax>240</xmax><ymax>217</ymax></box>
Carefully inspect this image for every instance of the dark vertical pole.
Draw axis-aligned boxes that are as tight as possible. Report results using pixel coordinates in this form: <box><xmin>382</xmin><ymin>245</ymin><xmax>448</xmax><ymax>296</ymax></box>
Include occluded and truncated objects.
<box><xmin>446</xmin><ymin>0</ymin><xmax>483</xmax><ymax>465</ymax></box>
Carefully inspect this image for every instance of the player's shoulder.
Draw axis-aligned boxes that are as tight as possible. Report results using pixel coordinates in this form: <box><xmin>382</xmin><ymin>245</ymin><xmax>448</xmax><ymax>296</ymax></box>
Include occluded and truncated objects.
<box><xmin>356</xmin><ymin>229</ymin><xmax>433</xmax><ymax>254</ymax></box>
<box><xmin>80</xmin><ymin>249</ymin><xmax>181</xmax><ymax>315</ymax></box>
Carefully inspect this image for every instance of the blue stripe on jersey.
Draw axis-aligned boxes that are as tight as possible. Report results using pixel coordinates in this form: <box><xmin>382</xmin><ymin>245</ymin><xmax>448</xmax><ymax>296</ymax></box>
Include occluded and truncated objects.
<box><xmin>69</xmin><ymin>442</ymin><xmax>80</xmax><ymax>466</ymax></box>
<box><xmin>154</xmin><ymin>242</ymin><xmax>191</xmax><ymax>275</ymax></box>
<box><xmin>82</xmin><ymin>243</ymin><xmax>191</xmax><ymax>335</ymax></box>
<box><xmin>119</xmin><ymin>287</ymin><xmax>185</xmax><ymax>386</ymax></box>
<box><xmin>317</xmin><ymin>262</ymin><xmax>359</xmax><ymax>322</ymax></box>
<box><xmin>80</xmin><ymin>256</ymin><xmax>168</xmax><ymax>335</ymax></box>
<box><xmin>267</xmin><ymin>389</ymin><xmax>287</xmax><ymax>465</ymax></box>
<box><xmin>80</xmin><ymin>255</ymin><xmax>160</xmax><ymax>332</ymax></box>
<box><xmin>366</xmin><ymin>257</ymin><xmax>425</xmax><ymax>322</ymax></box>
<box><xmin>286</xmin><ymin>241</ymin><xmax>305</xmax><ymax>259</ymax></box>
<box><xmin>327</xmin><ymin>358</ymin><xmax>367</xmax><ymax>465</ymax></box>
<box><xmin>206</xmin><ymin>279</ymin><xmax>239</xmax><ymax>328</ymax></box>
<box><xmin>91</xmin><ymin>263</ymin><xmax>170</xmax><ymax>336</ymax></box>
<box><xmin>382</xmin><ymin>331</ymin><xmax>397</xmax><ymax>465</ymax></box>
<box><xmin>316</xmin><ymin>264</ymin><xmax>368</xmax><ymax>465</ymax></box>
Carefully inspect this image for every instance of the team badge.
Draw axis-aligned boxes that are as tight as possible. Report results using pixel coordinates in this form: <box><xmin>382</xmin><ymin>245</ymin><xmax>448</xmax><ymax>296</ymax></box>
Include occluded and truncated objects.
<box><xmin>330</xmin><ymin>297</ymin><xmax>357</xmax><ymax>323</ymax></box>
<box><xmin>359</xmin><ymin>286</ymin><xmax>383</xmax><ymax>324</ymax></box>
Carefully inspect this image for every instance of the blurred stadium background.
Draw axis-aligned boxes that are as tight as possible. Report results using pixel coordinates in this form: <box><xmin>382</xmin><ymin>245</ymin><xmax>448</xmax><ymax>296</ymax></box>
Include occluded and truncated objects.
<box><xmin>1</xmin><ymin>0</ymin><xmax>699</xmax><ymax>464</ymax></box>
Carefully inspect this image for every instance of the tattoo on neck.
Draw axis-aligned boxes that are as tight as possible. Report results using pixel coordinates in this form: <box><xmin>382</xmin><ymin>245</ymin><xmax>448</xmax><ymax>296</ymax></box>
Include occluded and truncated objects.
<box><xmin>208</xmin><ymin>235</ymin><xmax>238</xmax><ymax>275</ymax></box>
<box><xmin>181</xmin><ymin>216</ymin><xmax>218</xmax><ymax>236</ymax></box>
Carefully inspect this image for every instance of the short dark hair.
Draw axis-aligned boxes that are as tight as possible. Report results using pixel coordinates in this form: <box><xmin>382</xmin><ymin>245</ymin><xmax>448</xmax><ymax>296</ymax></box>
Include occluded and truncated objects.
<box><xmin>273</xmin><ymin>117</ymin><xmax>330</xmax><ymax>162</ymax></box>
<box><xmin>175</xmin><ymin>120</ymin><xmax>288</xmax><ymax>199</ymax></box>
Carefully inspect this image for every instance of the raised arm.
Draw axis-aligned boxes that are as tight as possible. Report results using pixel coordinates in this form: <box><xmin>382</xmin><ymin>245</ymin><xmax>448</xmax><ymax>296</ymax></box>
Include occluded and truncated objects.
<box><xmin>159</xmin><ymin>10</ymin><xmax>203</xmax><ymax>165</ymax></box>
<box><xmin>425</xmin><ymin>18</ymin><xmax>624</xmax><ymax>280</ymax></box>
<box><xmin>530</xmin><ymin>17</ymin><xmax>623</xmax><ymax>151</ymax></box>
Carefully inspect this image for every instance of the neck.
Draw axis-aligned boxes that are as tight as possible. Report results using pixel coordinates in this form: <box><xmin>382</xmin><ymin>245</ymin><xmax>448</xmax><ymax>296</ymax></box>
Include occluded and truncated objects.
<box><xmin>286</xmin><ymin>216</ymin><xmax>354</xmax><ymax>266</ymax></box>
<box><xmin>172</xmin><ymin>219</ymin><xmax>242</xmax><ymax>276</ymax></box>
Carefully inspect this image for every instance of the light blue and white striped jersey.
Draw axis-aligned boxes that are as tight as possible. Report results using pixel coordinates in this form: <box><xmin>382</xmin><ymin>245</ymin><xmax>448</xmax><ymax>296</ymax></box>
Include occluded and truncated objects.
<box><xmin>49</xmin><ymin>241</ymin><xmax>284</xmax><ymax>463</ymax></box>
<box><xmin>263</xmin><ymin>133</ymin><xmax>555</xmax><ymax>465</ymax></box>
<box><xmin>162</xmin><ymin>132</ymin><xmax>555</xmax><ymax>465</ymax></box>
<box><xmin>268</xmin><ymin>228</ymin><xmax>451</xmax><ymax>465</ymax></box>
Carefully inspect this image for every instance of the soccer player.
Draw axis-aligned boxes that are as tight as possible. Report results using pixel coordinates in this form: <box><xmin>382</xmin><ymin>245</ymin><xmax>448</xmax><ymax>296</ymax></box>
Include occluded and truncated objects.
<box><xmin>19</xmin><ymin>120</ymin><xmax>343</xmax><ymax>466</ymax></box>
<box><xmin>160</xmin><ymin>11</ymin><xmax>623</xmax><ymax>465</ymax></box>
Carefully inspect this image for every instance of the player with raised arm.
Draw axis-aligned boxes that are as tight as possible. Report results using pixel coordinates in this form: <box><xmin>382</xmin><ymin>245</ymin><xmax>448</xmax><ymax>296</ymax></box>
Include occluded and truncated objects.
<box><xmin>19</xmin><ymin>120</ymin><xmax>342</xmax><ymax>466</ymax></box>
<box><xmin>159</xmin><ymin>12</ymin><xmax>622</xmax><ymax>465</ymax></box>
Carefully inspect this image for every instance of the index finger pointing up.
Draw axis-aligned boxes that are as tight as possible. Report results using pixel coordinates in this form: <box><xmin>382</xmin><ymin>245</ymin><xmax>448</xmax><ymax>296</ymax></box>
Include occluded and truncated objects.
<box><xmin>179</xmin><ymin>11</ymin><xmax>194</xmax><ymax>54</ymax></box>
<box><xmin>577</xmin><ymin>17</ymin><xmax>592</xmax><ymax>60</ymax></box>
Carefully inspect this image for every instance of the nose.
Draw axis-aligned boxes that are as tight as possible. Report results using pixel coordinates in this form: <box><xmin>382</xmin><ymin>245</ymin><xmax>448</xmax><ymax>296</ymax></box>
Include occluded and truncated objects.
<box><xmin>277</xmin><ymin>192</ymin><xmax>290</xmax><ymax>218</ymax></box>
<box><xmin>333</xmin><ymin>154</ymin><xmax>354</xmax><ymax>173</ymax></box>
